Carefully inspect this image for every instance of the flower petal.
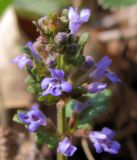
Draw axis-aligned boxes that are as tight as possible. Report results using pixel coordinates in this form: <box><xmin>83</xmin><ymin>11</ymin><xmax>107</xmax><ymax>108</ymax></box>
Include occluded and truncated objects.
<box><xmin>26</xmin><ymin>41</ymin><xmax>41</xmax><ymax>61</ymax></box>
<box><xmin>102</xmin><ymin>140</ymin><xmax>121</xmax><ymax>154</ymax></box>
<box><xmin>61</xmin><ymin>81</ymin><xmax>72</xmax><ymax>93</ymax></box>
<box><xmin>28</xmin><ymin>122</ymin><xmax>40</xmax><ymax>132</ymax></box>
<box><xmin>96</xmin><ymin>56</ymin><xmax>112</xmax><ymax>70</ymax></box>
<box><xmin>41</xmin><ymin>78</ymin><xmax>53</xmax><ymax>90</ymax></box>
<box><xmin>50</xmin><ymin>69</ymin><xmax>64</xmax><ymax>80</ymax></box>
<box><xmin>105</xmin><ymin>71</ymin><xmax>121</xmax><ymax>84</ymax></box>
<box><xmin>18</xmin><ymin>112</ymin><xmax>30</xmax><ymax>124</ymax></box>
<box><xmin>57</xmin><ymin>137</ymin><xmax>77</xmax><ymax>157</ymax></box>
<box><xmin>94</xmin><ymin>142</ymin><xmax>103</xmax><ymax>153</ymax></box>
<box><xmin>87</xmin><ymin>82</ymin><xmax>107</xmax><ymax>93</ymax></box>
<box><xmin>101</xmin><ymin>127</ymin><xmax>116</xmax><ymax>139</ymax></box>
<box><xmin>80</xmin><ymin>9</ymin><xmax>91</xmax><ymax>22</ymax></box>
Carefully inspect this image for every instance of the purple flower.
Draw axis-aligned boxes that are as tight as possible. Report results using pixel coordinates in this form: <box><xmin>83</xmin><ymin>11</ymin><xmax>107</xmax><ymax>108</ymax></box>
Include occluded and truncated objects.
<box><xmin>68</xmin><ymin>7</ymin><xmax>91</xmax><ymax>33</ymax></box>
<box><xmin>74</xmin><ymin>100</ymin><xmax>92</xmax><ymax>113</ymax></box>
<box><xmin>26</xmin><ymin>42</ymin><xmax>41</xmax><ymax>61</ymax></box>
<box><xmin>12</xmin><ymin>54</ymin><xmax>33</xmax><ymax>69</ymax></box>
<box><xmin>41</xmin><ymin>69</ymin><xmax>72</xmax><ymax>96</ymax></box>
<box><xmin>87</xmin><ymin>82</ymin><xmax>107</xmax><ymax>93</ymax></box>
<box><xmin>89</xmin><ymin>127</ymin><xmax>121</xmax><ymax>154</ymax></box>
<box><xmin>18</xmin><ymin>104</ymin><xmax>47</xmax><ymax>132</ymax></box>
<box><xmin>84</xmin><ymin>56</ymin><xmax>94</xmax><ymax>68</ymax></box>
<box><xmin>90</xmin><ymin>56</ymin><xmax>121</xmax><ymax>83</ymax></box>
<box><xmin>57</xmin><ymin>137</ymin><xmax>77</xmax><ymax>157</ymax></box>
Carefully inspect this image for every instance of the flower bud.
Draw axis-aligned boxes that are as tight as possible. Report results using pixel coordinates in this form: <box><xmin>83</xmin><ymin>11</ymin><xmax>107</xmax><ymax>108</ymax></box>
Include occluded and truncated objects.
<box><xmin>54</xmin><ymin>32</ymin><xmax>69</xmax><ymax>45</ymax></box>
<box><xmin>69</xmin><ymin>34</ymin><xmax>79</xmax><ymax>42</ymax></box>
<box><xmin>66</xmin><ymin>43</ymin><xmax>78</xmax><ymax>54</ymax></box>
<box><xmin>84</xmin><ymin>56</ymin><xmax>94</xmax><ymax>68</ymax></box>
<box><xmin>46</xmin><ymin>55</ymin><xmax>56</xmax><ymax>68</ymax></box>
<box><xmin>45</xmin><ymin>44</ymin><xmax>55</xmax><ymax>53</ymax></box>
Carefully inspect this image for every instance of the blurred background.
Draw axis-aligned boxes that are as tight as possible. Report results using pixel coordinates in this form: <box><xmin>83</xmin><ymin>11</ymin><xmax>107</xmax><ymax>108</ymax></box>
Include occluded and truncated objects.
<box><xmin>0</xmin><ymin>0</ymin><xmax>137</xmax><ymax>160</ymax></box>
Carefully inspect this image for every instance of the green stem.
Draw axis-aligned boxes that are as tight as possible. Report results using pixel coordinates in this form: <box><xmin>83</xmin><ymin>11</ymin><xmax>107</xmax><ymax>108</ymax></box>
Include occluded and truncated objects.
<box><xmin>57</xmin><ymin>99</ymin><xmax>68</xmax><ymax>160</ymax></box>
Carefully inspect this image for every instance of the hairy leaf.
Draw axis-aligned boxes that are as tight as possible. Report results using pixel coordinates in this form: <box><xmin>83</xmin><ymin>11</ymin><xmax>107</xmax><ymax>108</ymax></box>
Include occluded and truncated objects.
<box><xmin>79</xmin><ymin>33</ymin><xmax>89</xmax><ymax>46</ymax></box>
<box><xmin>35</xmin><ymin>130</ymin><xmax>58</xmax><ymax>148</ymax></box>
<box><xmin>77</xmin><ymin>89</ymin><xmax>112</xmax><ymax>129</ymax></box>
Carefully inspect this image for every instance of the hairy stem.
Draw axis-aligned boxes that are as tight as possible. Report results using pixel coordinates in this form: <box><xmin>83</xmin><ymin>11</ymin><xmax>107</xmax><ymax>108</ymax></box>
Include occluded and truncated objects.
<box><xmin>57</xmin><ymin>99</ymin><xmax>67</xmax><ymax>160</ymax></box>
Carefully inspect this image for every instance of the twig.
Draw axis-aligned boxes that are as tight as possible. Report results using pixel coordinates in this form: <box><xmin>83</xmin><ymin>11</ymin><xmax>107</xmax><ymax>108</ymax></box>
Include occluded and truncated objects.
<box><xmin>81</xmin><ymin>138</ymin><xmax>95</xmax><ymax>160</ymax></box>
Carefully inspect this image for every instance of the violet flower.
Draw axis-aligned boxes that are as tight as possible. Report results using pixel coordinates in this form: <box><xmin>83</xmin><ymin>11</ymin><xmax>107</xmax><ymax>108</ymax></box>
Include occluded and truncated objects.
<box><xmin>41</xmin><ymin>69</ymin><xmax>72</xmax><ymax>96</ymax></box>
<box><xmin>90</xmin><ymin>56</ymin><xmax>121</xmax><ymax>83</ymax></box>
<box><xmin>84</xmin><ymin>56</ymin><xmax>94</xmax><ymax>68</ymax></box>
<box><xmin>68</xmin><ymin>7</ymin><xmax>91</xmax><ymax>33</ymax></box>
<box><xmin>26</xmin><ymin>41</ymin><xmax>41</xmax><ymax>61</ymax></box>
<box><xmin>89</xmin><ymin>127</ymin><xmax>121</xmax><ymax>154</ymax></box>
<box><xmin>18</xmin><ymin>104</ymin><xmax>47</xmax><ymax>132</ymax></box>
<box><xmin>57</xmin><ymin>137</ymin><xmax>77</xmax><ymax>157</ymax></box>
<box><xmin>12</xmin><ymin>54</ymin><xmax>33</xmax><ymax>69</ymax></box>
<box><xmin>87</xmin><ymin>82</ymin><xmax>107</xmax><ymax>93</ymax></box>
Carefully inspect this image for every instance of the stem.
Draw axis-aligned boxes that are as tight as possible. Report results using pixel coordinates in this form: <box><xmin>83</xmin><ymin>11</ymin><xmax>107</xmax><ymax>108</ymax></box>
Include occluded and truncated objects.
<box><xmin>81</xmin><ymin>138</ymin><xmax>95</xmax><ymax>160</ymax></box>
<box><xmin>57</xmin><ymin>99</ymin><xmax>68</xmax><ymax>160</ymax></box>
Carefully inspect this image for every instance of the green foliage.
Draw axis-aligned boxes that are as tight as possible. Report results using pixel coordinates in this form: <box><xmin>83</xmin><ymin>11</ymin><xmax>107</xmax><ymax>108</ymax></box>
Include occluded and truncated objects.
<box><xmin>0</xmin><ymin>0</ymin><xmax>12</xmax><ymax>16</ymax></box>
<box><xmin>79</xmin><ymin>33</ymin><xmax>89</xmax><ymax>46</ymax></box>
<box><xmin>98</xmin><ymin>0</ymin><xmax>137</xmax><ymax>9</ymax></box>
<box><xmin>63</xmin><ymin>51</ymin><xmax>85</xmax><ymax>67</ymax></box>
<box><xmin>13</xmin><ymin>110</ymin><xmax>26</xmax><ymax>124</ymax></box>
<box><xmin>25</xmin><ymin>76</ymin><xmax>35</xmax><ymax>84</ymax></box>
<box><xmin>66</xmin><ymin>99</ymin><xmax>77</xmax><ymax>117</ymax></box>
<box><xmin>27</xmin><ymin>83</ymin><xmax>41</xmax><ymax>94</ymax></box>
<box><xmin>35</xmin><ymin>130</ymin><xmax>58</xmax><ymax>148</ymax></box>
<box><xmin>13</xmin><ymin>0</ymin><xmax>70</xmax><ymax>18</ymax></box>
<box><xmin>13</xmin><ymin>114</ymin><xmax>20</xmax><ymax>123</ymax></box>
<box><xmin>77</xmin><ymin>89</ymin><xmax>112</xmax><ymax>129</ymax></box>
<box><xmin>38</xmin><ymin>95</ymin><xmax>59</xmax><ymax>105</ymax></box>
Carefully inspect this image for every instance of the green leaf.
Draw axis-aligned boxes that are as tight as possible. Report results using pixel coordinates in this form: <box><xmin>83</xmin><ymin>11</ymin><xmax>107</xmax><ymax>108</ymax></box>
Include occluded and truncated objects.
<box><xmin>66</xmin><ymin>99</ymin><xmax>77</xmax><ymax>117</ymax></box>
<box><xmin>13</xmin><ymin>110</ymin><xmax>26</xmax><ymax>124</ymax></box>
<box><xmin>35</xmin><ymin>130</ymin><xmax>47</xmax><ymax>145</ymax></box>
<box><xmin>74</xmin><ymin>55</ymin><xmax>85</xmax><ymax>67</ymax></box>
<box><xmin>13</xmin><ymin>114</ymin><xmax>20</xmax><ymax>123</ymax></box>
<box><xmin>25</xmin><ymin>77</ymin><xmax>35</xmax><ymax>85</ymax></box>
<box><xmin>13</xmin><ymin>0</ymin><xmax>70</xmax><ymax>18</ymax></box>
<box><xmin>0</xmin><ymin>0</ymin><xmax>12</xmax><ymax>16</ymax></box>
<box><xmin>98</xmin><ymin>0</ymin><xmax>137</xmax><ymax>9</ymax></box>
<box><xmin>35</xmin><ymin>130</ymin><xmax>58</xmax><ymax>148</ymax></box>
<box><xmin>27</xmin><ymin>85</ymin><xmax>37</xmax><ymax>94</ymax></box>
<box><xmin>27</xmin><ymin>83</ymin><xmax>41</xmax><ymax>94</ymax></box>
<box><xmin>38</xmin><ymin>95</ymin><xmax>59</xmax><ymax>105</ymax></box>
<box><xmin>77</xmin><ymin>89</ymin><xmax>112</xmax><ymax>129</ymax></box>
<box><xmin>79</xmin><ymin>33</ymin><xmax>89</xmax><ymax>46</ymax></box>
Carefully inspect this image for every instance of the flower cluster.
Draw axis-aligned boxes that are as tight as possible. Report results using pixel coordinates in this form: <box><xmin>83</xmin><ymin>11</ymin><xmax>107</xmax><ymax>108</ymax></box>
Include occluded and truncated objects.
<box><xmin>12</xmin><ymin>6</ymin><xmax>121</xmax><ymax>158</ymax></box>
<box><xmin>41</xmin><ymin>69</ymin><xmax>72</xmax><ymax>96</ymax></box>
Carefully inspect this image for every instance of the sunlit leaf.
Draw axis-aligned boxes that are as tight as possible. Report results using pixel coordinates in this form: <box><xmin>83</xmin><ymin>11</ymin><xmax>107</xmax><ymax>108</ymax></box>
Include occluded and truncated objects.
<box><xmin>0</xmin><ymin>0</ymin><xmax>12</xmax><ymax>15</ymax></box>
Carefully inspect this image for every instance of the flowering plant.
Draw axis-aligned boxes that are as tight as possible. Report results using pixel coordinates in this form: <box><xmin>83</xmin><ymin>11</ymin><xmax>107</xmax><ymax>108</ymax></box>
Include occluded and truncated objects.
<box><xmin>12</xmin><ymin>6</ymin><xmax>121</xmax><ymax>159</ymax></box>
